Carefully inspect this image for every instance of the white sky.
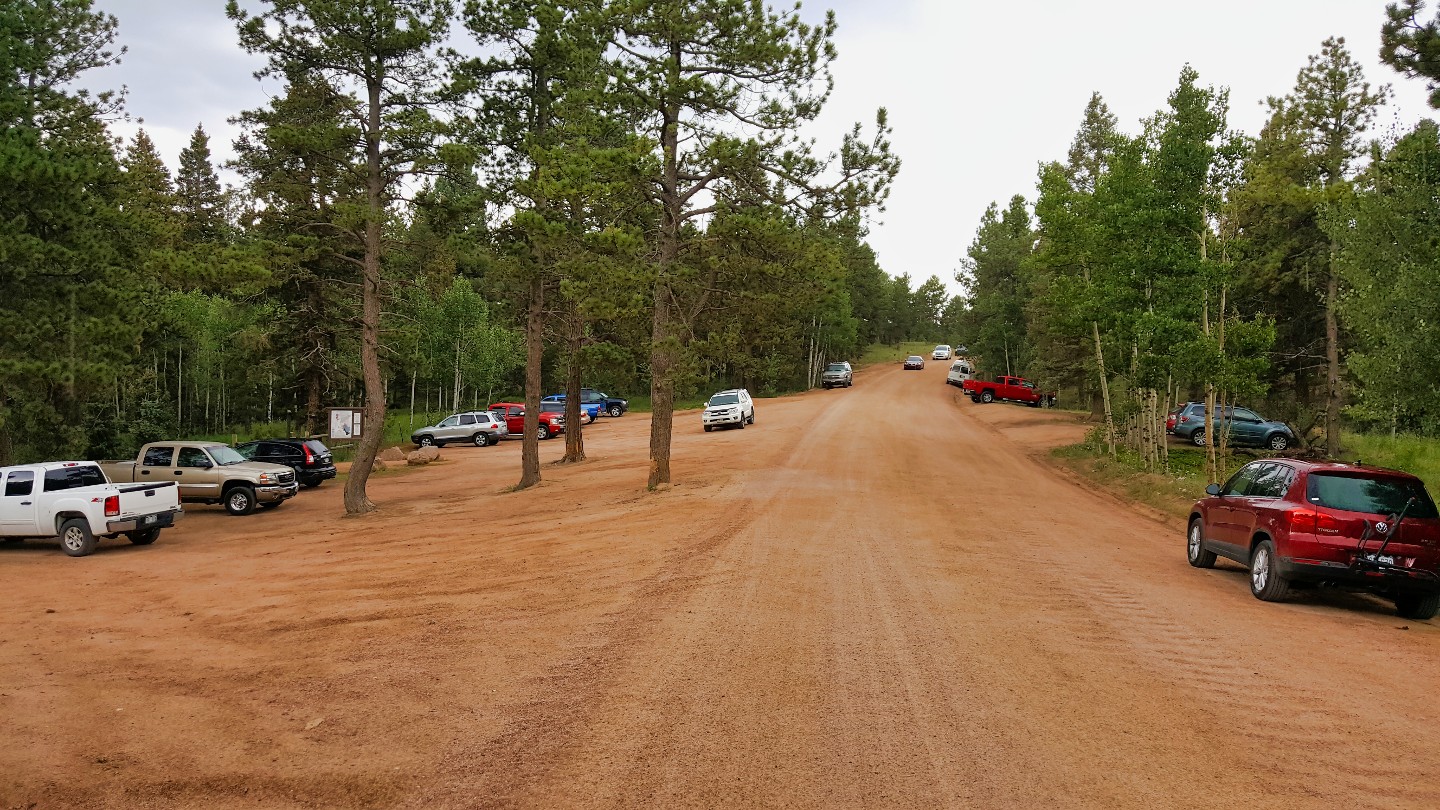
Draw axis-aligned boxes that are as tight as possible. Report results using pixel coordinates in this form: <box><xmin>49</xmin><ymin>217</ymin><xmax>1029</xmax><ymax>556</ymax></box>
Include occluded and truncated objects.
<box><xmin>95</xmin><ymin>0</ymin><xmax>1435</xmax><ymax>296</ymax></box>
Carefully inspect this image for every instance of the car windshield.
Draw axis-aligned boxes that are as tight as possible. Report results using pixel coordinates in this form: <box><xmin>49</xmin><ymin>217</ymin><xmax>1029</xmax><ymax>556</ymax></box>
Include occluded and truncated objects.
<box><xmin>935</xmin><ymin>346</ymin><xmax>949</xmax><ymax>351</ymax></box>
<box><xmin>825</xmin><ymin>363</ymin><xmax>847</xmax><ymax>372</ymax></box>
<box><xmin>709</xmin><ymin>393</ymin><xmax>739</xmax><ymax>406</ymax></box>
<box><xmin>1307</xmin><ymin>473</ymin><xmax>1440</xmax><ymax>519</ymax></box>
<box><xmin>907</xmin><ymin>356</ymin><xmax>923</xmax><ymax>362</ymax></box>
<box><xmin>210</xmin><ymin>446</ymin><xmax>247</xmax><ymax>466</ymax></box>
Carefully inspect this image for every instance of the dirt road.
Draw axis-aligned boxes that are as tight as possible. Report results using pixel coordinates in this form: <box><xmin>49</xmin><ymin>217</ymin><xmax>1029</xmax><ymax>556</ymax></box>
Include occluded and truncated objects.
<box><xmin>5</xmin><ymin>362</ymin><xmax>1440</xmax><ymax>809</ymax></box>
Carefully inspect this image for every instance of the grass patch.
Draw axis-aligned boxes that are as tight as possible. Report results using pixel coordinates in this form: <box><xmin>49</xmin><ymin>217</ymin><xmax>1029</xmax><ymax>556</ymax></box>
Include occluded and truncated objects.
<box><xmin>1340</xmin><ymin>432</ymin><xmax>1440</xmax><ymax>495</ymax></box>
<box><xmin>1051</xmin><ymin>442</ymin><xmax>1252</xmax><ymax>522</ymax></box>
<box><xmin>625</xmin><ymin>393</ymin><xmax>711</xmax><ymax>414</ymax></box>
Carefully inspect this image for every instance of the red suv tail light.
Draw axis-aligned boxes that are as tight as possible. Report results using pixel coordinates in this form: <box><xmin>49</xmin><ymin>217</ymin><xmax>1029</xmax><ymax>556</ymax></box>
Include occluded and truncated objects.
<box><xmin>104</xmin><ymin>495</ymin><xmax>120</xmax><ymax>517</ymax></box>
<box><xmin>304</xmin><ymin>445</ymin><xmax>315</xmax><ymax>464</ymax></box>
<box><xmin>1286</xmin><ymin>509</ymin><xmax>1342</xmax><ymax>534</ymax></box>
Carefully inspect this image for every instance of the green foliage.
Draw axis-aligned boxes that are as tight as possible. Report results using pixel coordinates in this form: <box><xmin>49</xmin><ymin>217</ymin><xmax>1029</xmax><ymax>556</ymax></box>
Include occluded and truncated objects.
<box><xmin>0</xmin><ymin>0</ymin><xmax>146</xmax><ymax>464</ymax></box>
<box><xmin>959</xmin><ymin>196</ymin><xmax>1034</xmax><ymax>375</ymax></box>
<box><xmin>1329</xmin><ymin>119</ymin><xmax>1440</xmax><ymax>434</ymax></box>
<box><xmin>1381</xmin><ymin>1</ymin><xmax>1440</xmax><ymax>107</ymax></box>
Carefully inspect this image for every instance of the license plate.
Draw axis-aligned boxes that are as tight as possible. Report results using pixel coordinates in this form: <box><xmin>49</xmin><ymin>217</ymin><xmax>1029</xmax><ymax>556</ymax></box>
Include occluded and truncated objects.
<box><xmin>1366</xmin><ymin>554</ymin><xmax>1395</xmax><ymax>565</ymax></box>
<box><xmin>144</xmin><ymin>514</ymin><xmax>157</xmax><ymax>525</ymax></box>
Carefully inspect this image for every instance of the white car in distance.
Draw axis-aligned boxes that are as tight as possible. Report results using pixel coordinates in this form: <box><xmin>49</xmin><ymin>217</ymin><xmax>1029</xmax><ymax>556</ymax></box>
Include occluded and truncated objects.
<box><xmin>702</xmin><ymin>389</ymin><xmax>755</xmax><ymax>432</ymax></box>
<box><xmin>933</xmin><ymin>344</ymin><xmax>952</xmax><ymax>360</ymax></box>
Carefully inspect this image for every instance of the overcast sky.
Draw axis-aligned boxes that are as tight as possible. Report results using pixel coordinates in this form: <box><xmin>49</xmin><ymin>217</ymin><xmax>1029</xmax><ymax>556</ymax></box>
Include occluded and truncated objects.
<box><xmin>94</xmin><ymin>0</ymin><xmax>1435</xmax><ymax>296</ymax></box>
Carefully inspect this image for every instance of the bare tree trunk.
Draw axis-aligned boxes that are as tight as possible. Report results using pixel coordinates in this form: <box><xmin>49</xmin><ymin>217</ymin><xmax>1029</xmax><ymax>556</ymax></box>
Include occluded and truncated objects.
<box><xmin>518</xmin><ymin>277</ymin><xmax>544</xmax><ymax>490</ymax></box>
<box><xmin>562</xmin><ymin>317</ymin><xmax>585</xmax><ymax>464</ymax></box>
<box><xmin>177</xmin><ymin>345</ymin><xmax>183</xmax><ymax>428</ymax></box>
<box><xmin>1325</xmin><ymin>243</ymin><xmax>1342</xmax><ymax>458</ymax></box>
<box><xmin>648</xmin><ymin>83</ymin><xmax>683</xmax><ymax>490</ymax></box>
<box><xmin>452</xmin><ymin>338</ymin><xmax>462</xmax><ymax>413</ymax></box>
<box><xmin>343</xmin><ymin>79</ymin><xmax>387</xmax><ymax>516</ymax></box>
<box><xmin>409</xmin><ymin>367</ymin><xmax>417</xmax><ymax>428</ymax></box>
<box><xmin>304</xmin><ymin>368</ymin><xmax>322</xmax><ymax>437</ymax></box>
<box><xmin>1091</xmin><ymin>321</ymin><xmax>1116</xmax><ymax>457</ymax></box>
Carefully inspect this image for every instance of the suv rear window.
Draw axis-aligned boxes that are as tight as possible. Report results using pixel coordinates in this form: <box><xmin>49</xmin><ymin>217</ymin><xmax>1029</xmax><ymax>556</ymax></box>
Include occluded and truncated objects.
<box><xmin>304</xmin><ymin>440</ymin><xmax>329</xmax><ymax>454</ymax></box>
<box><xmin>1307</xmin><ymin>474</ymin><xmax>1440</xmax><ymax>519</ymax></box>
<box><xmin>43</xmin><ymin>465</ymin><xmax>108</xmax><ymax>492</ymax></box>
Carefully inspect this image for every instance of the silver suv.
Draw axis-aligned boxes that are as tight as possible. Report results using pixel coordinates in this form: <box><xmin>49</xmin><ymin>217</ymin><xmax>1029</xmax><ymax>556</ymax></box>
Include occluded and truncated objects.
<box><xmin>821</xmin><ymin>362</ymin><xmax>853</xmax><ymax>389</ymax></box>
<box><xmin>411</xmin><ymin>411</ymin><xmax>509</xmax><ymax>447</ymax></box>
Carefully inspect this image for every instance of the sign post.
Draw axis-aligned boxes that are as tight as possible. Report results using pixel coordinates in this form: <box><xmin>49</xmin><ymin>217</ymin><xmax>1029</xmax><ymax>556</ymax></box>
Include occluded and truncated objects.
<box><xmin>326</xmin><ymin>407</ymin><xmax>364</xmax><ymax>441</ymax></box>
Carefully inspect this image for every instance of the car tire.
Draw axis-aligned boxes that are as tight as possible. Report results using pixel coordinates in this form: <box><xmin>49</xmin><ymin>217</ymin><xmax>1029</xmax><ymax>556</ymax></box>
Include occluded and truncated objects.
<box><xmin>473</xmin><ymin>432</ymin><xmax>489</xmax><ymax>447</ymax></box>
<box><xmin>609</xmin><ymin>405</ymin><xmax>623</xmax><ymax>417</ymax></box>
<box><xmin>1249</xmin><ymin>540</ymin><xmax>1289</xmax><ymax>602</ymax></box>
<box><xmin>747</xmin><ymin>410</ymin><xmax>755</xmax><ymax>425</ymax></box>
<box><xmin>1395</xmin><ymin>592</ymin><xmax>1440</xmax><ymax>620</ymax></box>
<box><xmin>704</xmin><ymin>425</ymin><xmax>713</xmax><ymax>432</ymax></box>
<box><xmin>1190</xmin><ymin>429</ymin><xmax>1207</xmax><ymax>447</ymax></box>
<box><xmin>970</xmin><ymin>395</ymin><xmax>980</xmax><ymax>403</ymax></box>
<box><xmin>1267</xmin><ymin>433</ymin><xmax>1289</xmax><ymax>451</ymax></box>
<box><xmin>981</xmin><ymin>391</ymin><xmax>994</xmax><ymax>404</ymax></box>
<box><xmin>58</xmin><ymin>518</ymin><xmax>98</xmax><ymax>557</ymax></box>
<box><xmin>586</xmin><ymin>412</ymin><xmax>595</xmax><ymax>424</ymax></box>
<box><xmin>417</xmin><ymin>434</ymin><xmax>435</xmax><ymax>447</ymax></box>
<box><xmin>127</xmin><ymin>527</ymin><xmax>161</xmax><ymax>546</ymax></box>
<box><xmin>537</xmin><ymin>425</ymin><xmax>550</xmax><ymax>440</ymax></box>
<box><xmin>1187</xmin><ymin>518</ymin><xmax>1217</xmax><ymax>569</ymax></box>
<box><xmin>737</xmin><ymin>418</ymin><xmax>745</xmax><ymax>429</ymax></box>
<box><xmin>225</xmin><ymin>485</ymin><xmax>258</xmax><ymax>516</ymax></box>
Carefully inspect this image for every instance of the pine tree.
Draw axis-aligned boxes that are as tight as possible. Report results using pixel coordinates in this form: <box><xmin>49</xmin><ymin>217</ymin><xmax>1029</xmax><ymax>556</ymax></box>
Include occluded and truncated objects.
<box><xmin>175</xmin><ymin>123</ymin><xmax>227</xmax><ymax>245</ymax></box>
<box><xmin>1380</xmin><ymin>1</ymin><xmax>1440</xmax><ymax>106</ymax></box>
<box><xmin>610</xmin><ymin>0</ymin><xmax>897</xmax><ymax>487</ymax></box>
<box><xmin>229</xmin><ymin>0</ymin><xmax>458</xmax><ymax>515</ymax></box>
<box><xmin>0</xmin><ymin>0</ymin><xmax>145</xmax><ymax>464</ymax></box>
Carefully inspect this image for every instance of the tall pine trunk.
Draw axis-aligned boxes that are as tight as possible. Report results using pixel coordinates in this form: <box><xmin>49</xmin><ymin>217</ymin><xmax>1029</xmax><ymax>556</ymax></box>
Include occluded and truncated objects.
<box><xmin>647</xmin><ymin>84</ymin><xmax>683</xmax><ymax>489</ymax></box>
<box><xmin>343</xmin><ymin>79</ymin><xmax>387</xmax><ymax>516</ymax></box>
<box><xmin>562</xmin><ymin>318</ymin><xmax>585</xmax><ymax>463</ymax></box>
<box><xmin>518</xmin><ymin>277</ymin><xmax>543</xmax><ymax>490</ymax></box>
<box><xmin>1325</xmin><ymin>243</ymin><xmax>1341</xmax><ymax>457</ymax></box>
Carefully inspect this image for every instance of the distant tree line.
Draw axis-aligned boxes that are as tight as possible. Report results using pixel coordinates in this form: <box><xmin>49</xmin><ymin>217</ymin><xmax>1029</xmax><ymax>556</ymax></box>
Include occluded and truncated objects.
<box><xmin>950</xmin><ymin>19</ymin><xmax>1440</xmax><ymax>479</ymax></box>
<box><xmin>2</xmin><ymin>0</ymin><xmax>950</xmax><ymax>511</ymax></box>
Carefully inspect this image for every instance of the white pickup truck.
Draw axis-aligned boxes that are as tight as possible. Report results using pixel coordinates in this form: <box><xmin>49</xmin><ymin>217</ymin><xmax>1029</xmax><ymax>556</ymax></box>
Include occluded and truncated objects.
<box><xmin>0</xmin><ymin>461</ymin><xmax>183</xmax><ymax>557</ymax></box>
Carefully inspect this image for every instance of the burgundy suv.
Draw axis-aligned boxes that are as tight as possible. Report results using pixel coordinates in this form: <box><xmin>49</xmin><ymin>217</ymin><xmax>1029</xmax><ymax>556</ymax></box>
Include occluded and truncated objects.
<box><xmin>1188</xmin><ymin>459</ymin><xmax>1440</xmax><ymax>619</ymax></box>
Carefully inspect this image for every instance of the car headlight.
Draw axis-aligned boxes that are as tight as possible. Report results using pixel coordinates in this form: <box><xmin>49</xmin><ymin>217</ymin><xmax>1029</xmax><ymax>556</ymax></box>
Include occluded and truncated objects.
<box><xmin>258</xmin><ymin>473</ymin><xmax>277</xmax><ymax>485</ymax></box>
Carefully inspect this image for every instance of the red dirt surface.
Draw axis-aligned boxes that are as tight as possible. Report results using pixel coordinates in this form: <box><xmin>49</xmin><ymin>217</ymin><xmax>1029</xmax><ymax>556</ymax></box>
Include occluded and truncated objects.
<box><xmin>5</xmin><ymin>363</ymin><xmax>1440</xmax><ymax>809</ymax></box>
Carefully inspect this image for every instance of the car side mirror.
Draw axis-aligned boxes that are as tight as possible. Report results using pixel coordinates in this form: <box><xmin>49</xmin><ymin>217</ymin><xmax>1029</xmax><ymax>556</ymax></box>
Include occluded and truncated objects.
<box><xmin>1205</xmin><ymin>483</ymin><xmax>1222</xmax><ymax>497</ymax></box>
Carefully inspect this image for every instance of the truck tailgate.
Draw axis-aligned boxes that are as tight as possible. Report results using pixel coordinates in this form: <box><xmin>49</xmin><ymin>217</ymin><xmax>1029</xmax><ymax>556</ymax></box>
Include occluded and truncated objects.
<box><xmin>116</xmin><ymin>481</ymin><xmax>181</xmax><ymax>517</ymax></box>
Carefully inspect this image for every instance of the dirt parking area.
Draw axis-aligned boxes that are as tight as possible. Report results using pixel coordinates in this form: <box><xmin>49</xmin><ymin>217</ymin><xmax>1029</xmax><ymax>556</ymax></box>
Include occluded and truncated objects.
<box><xmin>5</xmin><ymin>364</ymin><xmax>1440</xmax><ymax>808</ymax></box>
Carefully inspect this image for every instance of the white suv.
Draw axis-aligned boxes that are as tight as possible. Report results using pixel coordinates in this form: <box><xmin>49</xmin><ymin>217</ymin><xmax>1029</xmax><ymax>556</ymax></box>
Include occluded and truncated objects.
<box><xmin>932</xmin><ymin>344</ymin><xmax>952</xmax><ymax>360</ymax></box>
<box><xmin>702</xmin><ymin>389</ymin><xmax>755</xmax><ymax>432</ymax></box>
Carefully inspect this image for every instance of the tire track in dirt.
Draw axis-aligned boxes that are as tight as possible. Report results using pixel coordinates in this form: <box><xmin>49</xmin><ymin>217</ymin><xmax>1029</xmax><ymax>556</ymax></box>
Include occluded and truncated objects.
<box><xmin>408</xmin><ymin>410</ymin><xmax>817</xmax><ymax>809</ymax></box>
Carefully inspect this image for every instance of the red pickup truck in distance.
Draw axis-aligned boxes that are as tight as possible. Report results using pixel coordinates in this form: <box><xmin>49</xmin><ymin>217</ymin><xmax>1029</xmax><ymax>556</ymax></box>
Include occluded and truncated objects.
<box><xmin>488</xmin><ymin>402</ymin><xmax>565</xmax><ymax>440</ymax></box>
<box><xmin>962</xmin><ymin>375</ymin><xmax>1056</xmax><ymax>407</ymax></box>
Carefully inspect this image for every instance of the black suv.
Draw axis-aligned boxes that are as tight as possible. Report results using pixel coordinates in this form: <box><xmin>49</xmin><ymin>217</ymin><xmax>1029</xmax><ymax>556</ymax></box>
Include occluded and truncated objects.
<box><xmin>235</xmin><ymin>438</ymin><xmax>337</xmax><ymax>488</ymax></box>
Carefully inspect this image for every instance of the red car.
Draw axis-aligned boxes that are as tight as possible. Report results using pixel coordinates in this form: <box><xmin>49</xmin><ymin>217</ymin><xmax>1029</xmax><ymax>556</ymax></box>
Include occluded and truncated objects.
<box><xmin>1188</xmin><ymin>459</ymin><xmax>1440</xmax><ymax>619</ymax></box>
<box><xmin>488</xmin><ymin>402</ymin><xmax>564</xmax><ymax>440</ymax></box>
